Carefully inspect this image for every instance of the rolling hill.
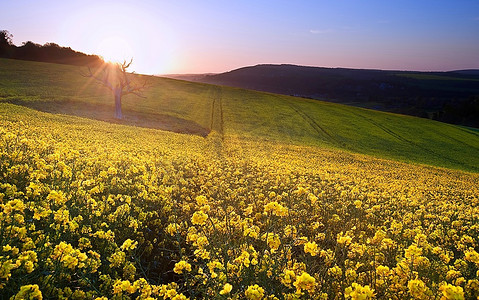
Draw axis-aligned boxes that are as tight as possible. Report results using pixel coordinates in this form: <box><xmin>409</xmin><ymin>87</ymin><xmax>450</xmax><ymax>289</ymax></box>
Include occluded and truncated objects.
<box><xmin>1</xmin><ymin>58</ymin><xmax>478</xmax><ymax>172</ymax></box>
<box><xmin>174</xmin><ymin>64</ymin><xmax>479</xmax><ymax>128</ymax></box>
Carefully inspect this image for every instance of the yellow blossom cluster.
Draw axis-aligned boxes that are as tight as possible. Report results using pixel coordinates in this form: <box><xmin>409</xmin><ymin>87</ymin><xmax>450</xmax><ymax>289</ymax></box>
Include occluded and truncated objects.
<box><xmin>1</xmin><ymin>110</ymin><xmax>479</xmax><ymax>299</ymax></box>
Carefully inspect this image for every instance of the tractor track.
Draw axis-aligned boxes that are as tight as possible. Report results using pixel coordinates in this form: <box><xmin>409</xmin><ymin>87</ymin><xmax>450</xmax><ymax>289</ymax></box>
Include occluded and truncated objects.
<box><xmin>287</xmin><ymin>102</ymin><xmax>344</xmax><ymax>146</ymax></box>
<box><xmin>349</xmin><ymin>111</ymin><xmax>468</xmax><ymax>167</ymax></box>
<box><xmin>209</xmin><ymin>87</ymin><xmax>224</xmax><ymax>136</ymax></box>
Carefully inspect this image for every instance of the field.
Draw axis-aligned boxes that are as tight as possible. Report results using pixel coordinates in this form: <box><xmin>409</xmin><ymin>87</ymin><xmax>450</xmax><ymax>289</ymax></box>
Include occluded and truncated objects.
<box><xmin>2</xmin><ymin>59</ymin><xmax>479</xmax><ymax>173</ymax></box>
<box><xmin>1</xmin><ymin>58</ymin><xmax>479</xmax><ymax>299</ymax></box>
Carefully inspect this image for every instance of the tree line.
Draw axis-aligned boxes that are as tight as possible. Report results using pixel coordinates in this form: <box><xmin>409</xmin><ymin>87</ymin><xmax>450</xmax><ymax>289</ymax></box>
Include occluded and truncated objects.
<box><xmin>0</xmin><ymin>30</ymin><xmax>103</xmax><ymax>66</ymax></box>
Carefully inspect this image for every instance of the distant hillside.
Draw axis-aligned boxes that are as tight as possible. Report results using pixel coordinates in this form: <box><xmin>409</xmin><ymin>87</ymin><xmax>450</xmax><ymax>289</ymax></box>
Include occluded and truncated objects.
<box><xmin>182</xmin><ymin>64</ymin><xmax>479</xmax><ymax>128</ymax></box>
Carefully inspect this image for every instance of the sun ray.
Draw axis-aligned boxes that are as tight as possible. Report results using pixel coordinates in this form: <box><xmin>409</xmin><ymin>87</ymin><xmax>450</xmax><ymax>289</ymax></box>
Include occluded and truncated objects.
<box><xmin>97</xmin><ymin>36</ymin><xmax>134</xmax><ymax>63</ymax></box>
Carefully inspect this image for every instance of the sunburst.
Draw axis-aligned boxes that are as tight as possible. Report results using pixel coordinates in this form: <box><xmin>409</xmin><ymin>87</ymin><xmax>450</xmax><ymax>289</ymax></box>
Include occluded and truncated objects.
<box><xmin>97</xmin><ymin>36</ymin><xmax>134</xmax><ymax>63</ymax></box>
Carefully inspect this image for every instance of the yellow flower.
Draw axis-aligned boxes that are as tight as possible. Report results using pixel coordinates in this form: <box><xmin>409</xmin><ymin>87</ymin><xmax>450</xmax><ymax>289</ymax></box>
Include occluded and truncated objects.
<box><xmin>264</xmin><ymin>201</ymin><xmax>288</xmax><ymax>217</ymax></box>
<box><xmin>281</xmin><ymin>269</ymin><xmax>296</xmax><ymax>286</ymax></box>
<box><xmin>264</xmin><ymin>233</ymin><xmax>281</xmax><ymax>251</ymax></box>
<box><xmin>439</xmin><ymin>283</ymin><xmax>464</xmax><ymax>300</ymax></box>
<box><xmin>328</xmin><ymin>265</ymin><xmax>342</xmax><ymax>279</ymax></box>
<box><xmin>245</xmin><ymin>284</ymin><xmax>264</xmax><ymax>300</ymax></box>
<box><xmin>294</xmin><ymin>272</ymin><xmax>316</xmax><ymax>293</ymax></box>
<box><xmin>354</xmin><ymin>200</ymin><xmax>362</xmax><ymax>208</ymax></box>
<box><xmin>235</xmin><ymin>250</ymin><xmax>251</xmax><ymax>267</ymax></box>
<box><xmin>195</xmin><ymin>195</ymin><xmax>208</xmax><ymax>206</ymax></box>
<box><xmin>120</xmin><ymin>239</ymin><xmax>138</xmax><ymax>251</ymax></box>
<box><xmin>51</xmin><ymin>242</ymin><xmax>87</xmax><ymax>269</ymax></box>
<box><xmin>3</xmin><ymin>199</ymin><xmax>25</xmax><ymax>215</ymax></box>
<box><xmin>113</xmin><ymin>279</ymin><xmax>137</xmax><ymax>294</ymax></box>
<box><xmin>408</xmin><ymin>278</ymin><xmax>431</xmax><ymax>299</ymax></box>
<box><xmin>375</xmin><ymin>265</ymin><xmax>390</xmax><ymax>277</ymax></box>
<box><xmin>3</xmin><ymin>244</ymin><xmax>19</xmax><ymax>255</ymax></box>
<box><xmin>464</xmin><ymin>248</ymin><xmax>479</xmax><ymax>265</ymax></box>
<box><xmin>191</xmin><ymin>211</ymin><xmax>208</xmax><ymax>225</ymax></box>
<box><xmin>304</xmin><ymin>241</ymin><xmax>319</xmax><ymax>256</ymax></box>
<box><xmin>307</xmin><ymin>193</ymin><xmax>318</xmax><ymax>204</ymax></box>
<box><xmin>0</xmin><ymin>259</ymin><xmax>20</xmax><ymax>279</ymax></box>
<box><xmin>173</xmin><ymin>260</ymin><xmax>192</xmax><ymax>274</ymax></box>
<box><xmin>220</xmin><ymin>283</ymin><xmax>233</xmax><ymax>295</ymax></box>
<box><xmin>284</xmin><ymin>225</ymin><xmax>297</xmax><ymax>238</ymax></box>
<box><xmin>108</xmin><ymin>251</ymin><xmax>126</xmax><ymax>268</ymax></box>
<box><xmin>244</xmin><ymin>205</ymin><xmax>254</xmax><ymax>216</ymax></box>
<box><xmin>345</xmin><ymin>283</ymin><xmax>375</xmax><ymax>300</ymax></box>
<box><xmin>195</xmin><ymin>235</ymin><xmax>209</xmax><ymax>248</ymax></box>
<box><xmin>446</xmin><ymin>270</ymin><xmax>461</xmax><ymax>281</ymax></box>
<box><xmin>46</xmin><ymin>190</ymin><xmax>67</xmax><ymax>205</ymax></box>
<box><xmin>11</xmin><ymin>284</ymin><xmax>42</xmax><ymax>300</ymax></box>
<box><xmin>166</xmin><ymin>223</ymin><xmax>179</xmax><ymax>236</ymax></box>
<box><xmin>166</xmin><ymin>289</ymin><xmax>177</xmax><ymax>298</ymax></box>
<box><xmin>337</xmin><ymin>232</ymin><xmax>352</xmax><ymax>246</ymax></box>
<box><xmin>244</xmin><ymin>225</ymin><xmax>260</xmax><ymax>239</ymax></box>
<box><xmin>405</xmin><ymin>244</ymin><xmax>423</xmax><ymax>259</ymax></box>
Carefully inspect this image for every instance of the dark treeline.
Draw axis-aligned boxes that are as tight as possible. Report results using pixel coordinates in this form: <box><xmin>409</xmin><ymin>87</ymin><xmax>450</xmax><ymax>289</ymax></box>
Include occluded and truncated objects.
<box><xmin>1</xmin><ymin>30</ymin><xmax>103</xmax><ymax>66</ymax></box>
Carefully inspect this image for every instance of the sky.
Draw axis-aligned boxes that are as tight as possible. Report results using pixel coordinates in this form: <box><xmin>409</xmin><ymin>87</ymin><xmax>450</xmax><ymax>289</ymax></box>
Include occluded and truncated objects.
<box><xmin>2</xmin><ymin>0</ymin><xmax>479</xmax><ymax>75</ymax></box>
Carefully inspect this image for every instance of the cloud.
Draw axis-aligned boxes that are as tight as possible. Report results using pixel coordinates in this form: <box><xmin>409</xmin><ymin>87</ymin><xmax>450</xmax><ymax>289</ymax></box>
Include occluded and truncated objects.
<box><xmin>309</xmin><ymin>29</ymin><xmax>333</xmax><ymax>34</ymax></box>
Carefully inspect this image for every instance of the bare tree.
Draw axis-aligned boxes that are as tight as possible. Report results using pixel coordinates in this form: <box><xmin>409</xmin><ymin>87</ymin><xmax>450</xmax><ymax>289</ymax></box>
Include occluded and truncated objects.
<box><xmin>82</xmin><ymin>59</ymin><xmax>148</xmax><ymax>119</ymax></box>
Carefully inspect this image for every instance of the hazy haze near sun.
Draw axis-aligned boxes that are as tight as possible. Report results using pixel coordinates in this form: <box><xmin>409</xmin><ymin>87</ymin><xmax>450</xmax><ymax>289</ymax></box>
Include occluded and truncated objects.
<box><xmin>2</xmin><ymin>0</ymin><xmax>479</xmax><ymax>75</ymax></box>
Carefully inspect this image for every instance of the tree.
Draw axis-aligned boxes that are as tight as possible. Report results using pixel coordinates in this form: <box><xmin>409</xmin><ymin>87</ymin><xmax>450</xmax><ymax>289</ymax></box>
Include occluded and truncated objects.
<box><xmin>0</xmin><ymin>30</ymin><xmax>14</xmax><ymax>57</ymax></box>
<box><xmin>0</xmin><ymin>30</ymin><xmax>13</xmax><ymax>46</ymax></box>
<box><xmin>82</xmin><ymin>59</ymin><xmax>148</xmax><ymax>119</ymax></box>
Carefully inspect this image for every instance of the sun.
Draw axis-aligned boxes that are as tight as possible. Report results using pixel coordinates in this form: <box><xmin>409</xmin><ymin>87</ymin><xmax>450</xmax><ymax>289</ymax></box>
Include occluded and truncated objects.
<box><xmin>97</xmin><ymin>37</ymin><xmax>134</xmax><ymax>63</ymax></box>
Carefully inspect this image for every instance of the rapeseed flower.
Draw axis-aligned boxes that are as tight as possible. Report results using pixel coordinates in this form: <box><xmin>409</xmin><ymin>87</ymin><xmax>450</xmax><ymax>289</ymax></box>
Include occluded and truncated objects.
<box><xmin>294</xmin><ymin>271</ymin><xmax>316</xmax><ymax>293</ymax></box>
<box><xmin>11</xmin><ymin>284</ymin><xmax>42</xmax><ymax>300</ymax></box>
<box><xmin>191</xmin><ymin>211</ymin><xmax>208</xmax><ymax>225</ymax></box>
<box><xmin>345</xmin><ymin>283</ymin><xmax>375</xmax><ymax>299</ymax></box>
<box><xmin>304</xmin><ymin>241</ymin><xmax>319</xmax><ymax>256</ymax></box>
<box><xmin>120</xmin><ymin>239</ymin><xmax>138</xmax><ymax>251</ymax></box>
<box><xmin>408</xmin><ymin>278</ymin><xmax>431</xmax><ymax>299</ymax></box>
<box><xmin>220</xmin><ymin>283</ymin><xmax>233</xmax><ymax>295</ymax></box>
<box><xmin>439</xmin><ymin>283</ymin><xmax>464</xmax><ymax>300</ymax></box>
<box><xmin>245</xmin><ymin>284</ymin><xmax>265</xmax><ymax>300</ymax></box>
<box><xmin>174</xmin><ymin>260</ymin><xmax>192</xmax><ymax>274</ymax></box>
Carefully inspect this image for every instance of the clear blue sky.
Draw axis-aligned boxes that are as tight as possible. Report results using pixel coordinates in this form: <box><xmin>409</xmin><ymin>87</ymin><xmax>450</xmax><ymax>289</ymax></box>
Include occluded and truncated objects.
<box><xmin>2</xmin><ymin>0</ymin><xmax>479</xmax><ymax>74</ymax></box>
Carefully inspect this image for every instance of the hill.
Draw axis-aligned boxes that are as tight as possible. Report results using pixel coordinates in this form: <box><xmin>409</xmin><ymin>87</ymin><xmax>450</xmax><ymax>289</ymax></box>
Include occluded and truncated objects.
<box><xmin>1</xmin><ymin>58</ymin><xmax>479</xmax><ymax>298</ymax></box>
<box><xmin>178</xmin><ymin>64</ymin><xmax>479</xmax><ymax>128</ymax></box>
<box><xmin>1</xmin><ymin>58</ymin><xmax>479</xmax><ymax>172</ymax></box>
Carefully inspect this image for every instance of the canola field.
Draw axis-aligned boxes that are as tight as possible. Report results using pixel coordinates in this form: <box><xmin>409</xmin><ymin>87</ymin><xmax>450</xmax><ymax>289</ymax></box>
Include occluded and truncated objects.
<box><xmin>1</xmin><ymin>102</ymin><xmax>479</xmax><ymax>299</ymax></box>
<box><xmin>2</xmin><ymin>58</ymin><xmax>479</xmax><ymax>173</ymax></box>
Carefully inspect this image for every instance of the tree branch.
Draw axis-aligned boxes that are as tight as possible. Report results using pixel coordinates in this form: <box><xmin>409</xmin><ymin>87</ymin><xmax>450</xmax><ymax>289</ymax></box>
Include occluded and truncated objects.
<box><xmin>81</xmin><ymin>64</ymin><xmax>114</xmax><ymax>91</ymax></box>
<box><xmin>81</xmin><ymin>59</ymin><xmax>149</xmax><ymax>98</ymax></box>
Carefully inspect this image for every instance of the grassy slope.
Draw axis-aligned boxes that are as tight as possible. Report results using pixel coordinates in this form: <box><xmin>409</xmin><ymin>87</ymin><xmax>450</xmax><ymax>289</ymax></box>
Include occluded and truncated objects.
<box><xmin>1</xmin><ymin>58</ymin><xmax>478</xmax><ymax>172</ymax></box>
<box><xmin>221</xmin><ymin>88</ymin><xmax>479</xmax><ymax>172</ymax></box>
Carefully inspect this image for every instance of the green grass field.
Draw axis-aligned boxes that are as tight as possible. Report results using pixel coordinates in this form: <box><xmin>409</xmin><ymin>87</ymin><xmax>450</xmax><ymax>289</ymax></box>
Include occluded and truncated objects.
<box><xmin>1</xmin><ymin>58</ymin><xmax>478</xmax><ymax>172</ymax></box>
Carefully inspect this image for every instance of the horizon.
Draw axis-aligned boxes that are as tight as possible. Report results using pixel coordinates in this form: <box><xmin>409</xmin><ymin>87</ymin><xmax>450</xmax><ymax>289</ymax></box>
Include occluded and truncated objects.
<box><xmin>160</xmin><ymin>63</ymin><xmax>479</xmax><ymax>76</ymax></box>
<box><xmin>3</xmin><ymin>0</ymin><xmax>479</xmax><ymax>75</ymax></box>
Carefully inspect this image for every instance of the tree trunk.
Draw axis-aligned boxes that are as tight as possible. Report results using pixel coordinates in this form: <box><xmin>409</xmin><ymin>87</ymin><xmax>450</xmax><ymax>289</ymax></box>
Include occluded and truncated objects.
<box><xmin>114</xmin><ymin>88</ymin><xmax>123</xmax><ymax>119</ymax></box>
